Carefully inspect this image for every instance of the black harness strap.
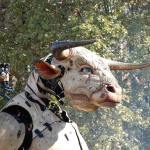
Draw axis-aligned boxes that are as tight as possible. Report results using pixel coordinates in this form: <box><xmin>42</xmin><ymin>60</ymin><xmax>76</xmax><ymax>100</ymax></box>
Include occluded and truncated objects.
<box><xmin>25</xmin><ymin>91</ymin><xmax>46</xmax><ymax>111</ymax></box>
<box><xmin>25</xmin><ymin>91</ymin><xmax>70</xmax><ymax>123</ymax></box>
<box><xmin>2</xmin><ymin>106</ymin><xmax>33</xmax><ymax>150</ymax></box>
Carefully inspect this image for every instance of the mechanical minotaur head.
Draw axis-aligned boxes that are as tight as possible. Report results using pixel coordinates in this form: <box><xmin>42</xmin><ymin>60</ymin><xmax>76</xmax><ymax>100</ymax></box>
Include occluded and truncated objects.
<box><xmin>35</xmin><ymin>40</ymin><xmax>150</xmax><ymax>112</ymax></box>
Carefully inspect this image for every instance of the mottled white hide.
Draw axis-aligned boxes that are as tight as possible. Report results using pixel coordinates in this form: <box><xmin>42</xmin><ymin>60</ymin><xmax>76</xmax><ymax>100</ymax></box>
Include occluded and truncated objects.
<box><xmin>30</xmin><ymin>122</ymin><xmax>88</xmax><ymax>150</ymax></box>
<box><xmin>51</xmin><ymin>47</ymin><xmax>122</xmax><ymax>111</ymax></box>
<box><xmin>1</xmin><ymin>92</ymin><xmax>89</xmax><ymax>150</ymax></box>
<box><xmin>0</xmin><ymin>112</ymin><xmax>25</xmax><ymax>150</ymax></box>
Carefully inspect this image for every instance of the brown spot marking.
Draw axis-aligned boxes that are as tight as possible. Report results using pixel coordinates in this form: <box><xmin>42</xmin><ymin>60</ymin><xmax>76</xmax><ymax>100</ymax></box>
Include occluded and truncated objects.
<box><xmin>17</xmin><ymin>130</ymin><xmax>21</xmax><ymax>138</ymax></box>
<box><xmin>75</xmin><ymin>58</ymin><xmax>88</xmax><ymax>68</ymax></box>
<box><xmin>85</xmin><ymin>74</ymin><xmax>91</xmax><ymax>84</ymax></box>
<box><xmin>67</xmin><ymin>67</ymin><xmax>71</xmax><ymax>71</ymax></box>
<box><xmin>69</xmin><ymin>60</ymin><xmax>73</xmax><ymax>67</ymax></box>
<box><xmin>100</xmin><ymin>93</ymin><xmax>106</xmax><ymax>98</ymax></box>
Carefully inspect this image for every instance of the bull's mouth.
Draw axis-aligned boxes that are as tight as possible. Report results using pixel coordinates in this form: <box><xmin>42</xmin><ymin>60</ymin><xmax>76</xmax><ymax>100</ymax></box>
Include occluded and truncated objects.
<box><xmin>67</xmin><ymin>84</ymin><xmax>121</xmax><ymax>111</ymax></box>
<box><xmin>98</xmin><ymin>100</ymin><xmax>120</xmax><ymax>107</ymax></box>
<box><xmin>91</xmin><ymin>84</ymin><xmax>121</xmax><ymax>107</ymax></box>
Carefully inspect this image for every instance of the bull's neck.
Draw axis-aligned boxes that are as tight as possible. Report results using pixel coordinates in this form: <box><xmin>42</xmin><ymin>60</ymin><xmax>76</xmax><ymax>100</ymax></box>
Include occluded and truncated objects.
<box><xmin>24</xmin><ymin>71</ymin><xmax>50</xmax><ymax>107</ymax></box>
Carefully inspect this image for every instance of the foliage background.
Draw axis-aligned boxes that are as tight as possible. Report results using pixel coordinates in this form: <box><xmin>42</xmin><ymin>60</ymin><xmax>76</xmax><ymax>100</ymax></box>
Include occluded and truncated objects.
<box><xmin>0</xmin><ymin>0</ymin><xmax>150</xmax><ymax>149</ymax></box>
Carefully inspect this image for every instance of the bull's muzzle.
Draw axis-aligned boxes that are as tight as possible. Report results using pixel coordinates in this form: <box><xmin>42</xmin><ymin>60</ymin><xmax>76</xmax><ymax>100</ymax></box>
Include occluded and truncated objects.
<box><xmin>91</xmin><ymin>84</ymin><xmax>122</xmax><ymax>107</ymax></box>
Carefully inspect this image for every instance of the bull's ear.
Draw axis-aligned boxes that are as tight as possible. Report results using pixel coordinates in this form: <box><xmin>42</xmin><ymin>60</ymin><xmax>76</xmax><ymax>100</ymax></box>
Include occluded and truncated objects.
<box><xmin>34</xmin><ymin>60</ymin><xmax>61</xmax><ymax>79</ymax></box>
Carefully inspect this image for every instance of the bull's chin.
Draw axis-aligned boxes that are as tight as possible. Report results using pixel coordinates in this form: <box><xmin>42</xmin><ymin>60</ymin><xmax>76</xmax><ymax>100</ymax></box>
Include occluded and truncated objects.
<box><xmin>68</xmin><ymin>93</ymin><xmax>98</xmax><ymax>112</ymax></box>
<box><xmin>98</xmin><ymin>100</ymin><xmax>120</xmax><ymax>107</ymax></box>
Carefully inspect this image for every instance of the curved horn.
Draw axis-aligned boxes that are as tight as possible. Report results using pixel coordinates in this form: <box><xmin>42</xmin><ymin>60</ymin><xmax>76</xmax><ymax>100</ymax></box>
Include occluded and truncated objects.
<box><xmin>51</xmin><ymin>39</ymin><xmax>96</xmax><ymax>60</ymax></box>
<box><xmin>107</xmin><ymin>60</ymin><xmax>150</xmax><ymax>70</ymax></box>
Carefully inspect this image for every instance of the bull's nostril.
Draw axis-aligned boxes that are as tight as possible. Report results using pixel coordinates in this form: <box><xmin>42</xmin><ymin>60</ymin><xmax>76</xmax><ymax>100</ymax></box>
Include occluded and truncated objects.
<box><xmin>106</xmin><ymin>85</ymin><xmax>115</xmax><ymax>93</ymax></box>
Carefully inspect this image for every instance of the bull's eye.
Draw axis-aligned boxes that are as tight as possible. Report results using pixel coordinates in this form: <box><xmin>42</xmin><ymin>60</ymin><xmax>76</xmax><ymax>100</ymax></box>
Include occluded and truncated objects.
<box><xmin>80</xmin><ymin>67</ymin><xmax>93</xmax><ymax>74</ymax></box>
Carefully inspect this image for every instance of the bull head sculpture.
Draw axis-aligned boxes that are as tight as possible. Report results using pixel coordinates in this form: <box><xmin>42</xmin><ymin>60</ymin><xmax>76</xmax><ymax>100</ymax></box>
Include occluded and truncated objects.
<box><xmin>35</xmin><ymin>40</ymin><xmax>150</xmax><ymax>112</ymax></box>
